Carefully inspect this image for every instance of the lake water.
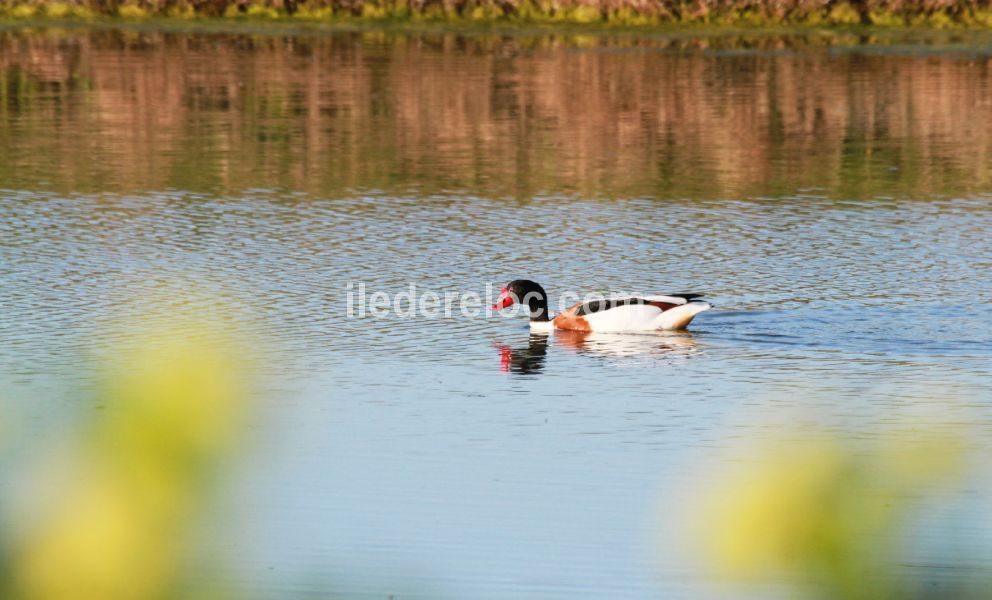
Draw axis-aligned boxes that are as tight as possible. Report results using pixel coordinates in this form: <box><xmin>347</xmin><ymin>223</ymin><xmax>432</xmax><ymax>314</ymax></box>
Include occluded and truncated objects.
<box><xmin>1</xmin><ymin>24</ymin><xmax>991</xmax><ymax>599</ymax></box>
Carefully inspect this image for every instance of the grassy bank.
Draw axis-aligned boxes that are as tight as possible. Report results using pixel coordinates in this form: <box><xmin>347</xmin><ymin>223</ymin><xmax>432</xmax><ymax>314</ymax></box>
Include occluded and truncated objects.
<box><xmin>4</xmin><ymin>0</ymin><xmax>992</xmax><ymax>28</ymax></box>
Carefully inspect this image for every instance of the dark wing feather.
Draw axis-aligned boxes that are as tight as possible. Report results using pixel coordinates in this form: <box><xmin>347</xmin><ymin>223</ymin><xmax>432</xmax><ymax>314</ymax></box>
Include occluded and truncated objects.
<box><xmin>573</xmin><ymin>294</ymin><xmax>704</xmax><ymax>316</ymax></box>
<box><xmin>573</xmin><ymin>297</ymin><xmax>654</xmax><ymax>316</ymax></box>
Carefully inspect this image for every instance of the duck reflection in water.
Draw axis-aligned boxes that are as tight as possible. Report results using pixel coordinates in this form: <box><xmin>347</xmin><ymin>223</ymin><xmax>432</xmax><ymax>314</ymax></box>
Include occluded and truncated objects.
<box><xmin>553</xmin><ymin>329</ymin><xmax>700</xmax><ymax>359</ymax></box>
<box><xmin>496</xmin><ymin>333</ymin><xmax>550</xmax><ymax>374</ymax></box>
<box><xmin>496</xmin><ymin>330</ymin><xmax>700</xmax><ymax>374</ymax></box>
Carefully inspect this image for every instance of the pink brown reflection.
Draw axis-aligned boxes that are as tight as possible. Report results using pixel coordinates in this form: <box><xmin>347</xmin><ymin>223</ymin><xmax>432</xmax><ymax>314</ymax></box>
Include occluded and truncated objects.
<box><xmin>2</xmin><ymin>30</ymin><xmax>992</xmax><ymax>197</ymax></box>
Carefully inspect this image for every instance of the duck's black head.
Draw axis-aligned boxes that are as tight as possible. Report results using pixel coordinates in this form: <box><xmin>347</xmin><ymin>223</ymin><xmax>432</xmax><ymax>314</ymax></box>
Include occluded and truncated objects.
<box><xmin>492</xmin><ymin>279</ymin><xmax>550</xmax><ymax>322</ymax></box>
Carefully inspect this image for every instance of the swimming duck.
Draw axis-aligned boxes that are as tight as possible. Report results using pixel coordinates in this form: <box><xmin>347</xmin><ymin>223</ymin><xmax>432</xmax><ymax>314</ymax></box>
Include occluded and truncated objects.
<box><xmin>492</xmin><ymin>279</ymin><xmax>711</xmax><ymax>332</ymax></box>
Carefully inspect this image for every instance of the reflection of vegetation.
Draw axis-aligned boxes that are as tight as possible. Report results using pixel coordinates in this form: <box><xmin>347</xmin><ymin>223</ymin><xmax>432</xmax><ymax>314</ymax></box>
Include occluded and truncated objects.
<box><xmin>696</xmin><ymin>431</ymin><xmax>989</xmax><ymax>599</ymax></box>
<box><xmin>5</xmin><ymin>0</ymin><xmax>992</xmax><ymax>27</ymax></box>
<box><xmin>0</xmin><ymin>326</ymin><xmax>249</xmax><ymax>600</ymax></box>
<box><xmin>2</xmin><ymin>28</ymin><xmax>992</xmax><ymax>199</ymax></box>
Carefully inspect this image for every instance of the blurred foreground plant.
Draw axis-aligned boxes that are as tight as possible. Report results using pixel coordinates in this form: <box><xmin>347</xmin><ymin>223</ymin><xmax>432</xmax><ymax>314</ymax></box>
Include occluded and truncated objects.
<box><xmin>695</xmin><ymin>430</ymin><xmax>980</xmax><ymax>599</ymax></box>
<box><xmin>1</xmin><ymin>327</ymin><xmax>250</xmax><ymax>600</ymax></box>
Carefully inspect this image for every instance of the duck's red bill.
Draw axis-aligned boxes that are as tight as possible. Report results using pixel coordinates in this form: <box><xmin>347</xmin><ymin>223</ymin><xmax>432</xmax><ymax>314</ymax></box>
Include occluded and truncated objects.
<box><xmin>492</xmin><ymin>287</ymin><xmax>515</xmax><ymax>310</ymax></box>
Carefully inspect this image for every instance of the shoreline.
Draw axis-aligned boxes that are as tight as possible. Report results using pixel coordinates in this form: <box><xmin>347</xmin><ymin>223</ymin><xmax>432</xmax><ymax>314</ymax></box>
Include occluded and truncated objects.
<box><xmin>4</xmin><ymin>1</ymin><xmax>992</xmax><ymax>34</ymax></box>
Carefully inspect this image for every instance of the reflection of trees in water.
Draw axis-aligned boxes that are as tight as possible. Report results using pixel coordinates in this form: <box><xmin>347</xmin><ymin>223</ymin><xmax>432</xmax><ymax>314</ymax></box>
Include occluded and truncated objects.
<box><xmin>2</xmin><ymin>30</ymin><xmax>992</xmax><ymax>197</ymax></box>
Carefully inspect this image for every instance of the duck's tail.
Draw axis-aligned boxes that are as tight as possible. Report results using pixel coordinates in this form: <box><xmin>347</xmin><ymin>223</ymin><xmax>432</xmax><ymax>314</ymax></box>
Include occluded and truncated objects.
<box><xmin>656</xmin><ymin>302</ymin><xmax>712</xmax><ymax>330</ymax></box>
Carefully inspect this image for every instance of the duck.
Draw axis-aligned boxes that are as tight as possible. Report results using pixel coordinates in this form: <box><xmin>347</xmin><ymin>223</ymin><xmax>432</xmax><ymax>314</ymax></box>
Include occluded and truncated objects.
<box><xmin>492</xmin><ymin>279</ymin><xmax>711</xmax><ymax>332</ymax></box>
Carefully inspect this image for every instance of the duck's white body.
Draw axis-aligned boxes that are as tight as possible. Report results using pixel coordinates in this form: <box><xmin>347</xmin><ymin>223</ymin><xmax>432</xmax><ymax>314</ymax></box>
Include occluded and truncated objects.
<box><xmin>537</xmin><ymin>296</ymin><xmax>711</xmax><ymax>332</ymax></box>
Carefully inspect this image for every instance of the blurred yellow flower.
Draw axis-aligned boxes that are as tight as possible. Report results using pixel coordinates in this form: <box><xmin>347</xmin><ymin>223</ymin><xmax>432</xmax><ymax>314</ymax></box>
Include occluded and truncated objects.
<box><xmin>706</xmin><ymin>440</ymin><xmax>851</xmax><ymax>579</ymax></box>
<box><xmin>697</xmin><ymin>429</ymin><xmax>967</xmax><ymax>599</ymax></box>
<box><xmin>7</xmin><ymin>324</ymin><xmax>249</xmax><ymax>600</ymax></box>
<box><xmin>16</xmin><ymin>469</ymin><xmax>179</xmax><ymax>600</ymax></box>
